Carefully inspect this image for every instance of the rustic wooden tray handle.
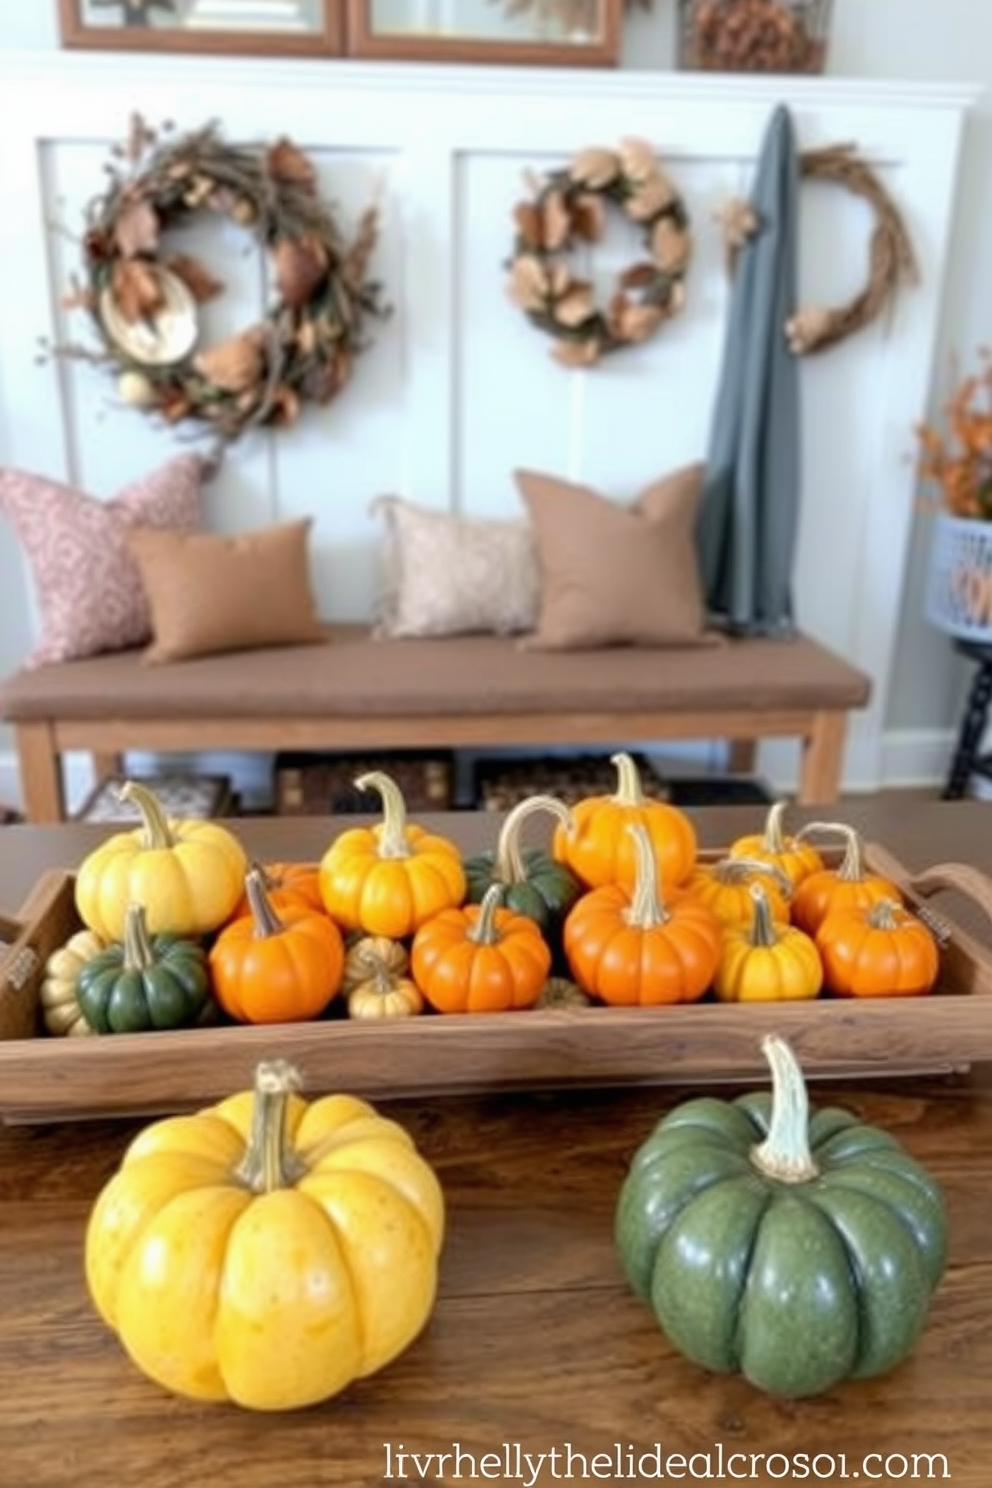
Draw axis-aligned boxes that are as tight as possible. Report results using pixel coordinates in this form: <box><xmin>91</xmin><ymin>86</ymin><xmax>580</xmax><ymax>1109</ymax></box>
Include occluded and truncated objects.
<box><xmin>867</xmin><ymin>841</ymin><xmax>992</xmax><ymax>931</ymax></box>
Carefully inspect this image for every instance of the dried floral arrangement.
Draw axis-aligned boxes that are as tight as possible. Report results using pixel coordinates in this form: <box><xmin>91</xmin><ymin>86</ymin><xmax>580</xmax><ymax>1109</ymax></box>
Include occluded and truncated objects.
<box><xmin>717</xmin><ymin>143</ymin><xmax>916</xmax><ymax>356</ymax></box>
<box><xmin>47</xmin><ymin>114</ymin><xmax>387</xmax><ymax>447</ymax></box>
<box><xmin>506</xmin><ymin>139</ymin><xmax>692</xmax><ymax>368</ymax></box>
<box><xmin>915</xmin><ymin>350</ymin><xmax>992</xmax><ymax>522</ymax></box>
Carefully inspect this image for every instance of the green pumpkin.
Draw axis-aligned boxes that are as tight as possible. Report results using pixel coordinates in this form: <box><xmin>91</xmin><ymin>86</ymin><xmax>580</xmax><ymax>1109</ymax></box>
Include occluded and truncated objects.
<box><xmin>615</xmin><ymin>1035</ymin><xmax>948</xmax><ymax>1399</ymax></box>
<box><xmin>463</xmin><ymin>794</ymin><xmax>582</xmax><ymax>932</ymax></box>
<box><xmin>76</xmin><ymin>901</ymin><xmax>211</xmax><ymax>1034</ymax></box>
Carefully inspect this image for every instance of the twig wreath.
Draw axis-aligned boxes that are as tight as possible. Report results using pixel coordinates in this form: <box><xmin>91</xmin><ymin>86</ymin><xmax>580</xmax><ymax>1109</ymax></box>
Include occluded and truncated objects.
<box><xmin>506</xmin><ymin>138</ymin><xmax>692</xmax><ymax>368</ymax></box>
<box><xmin>717</xmin><ymin>142</ymin><xmax>917</xmax><ymax>356</ymax></box>
<box><xmin>47</xmin><ymin>113</ymin><xmax>388</xmax><ymax>446</ymax></box>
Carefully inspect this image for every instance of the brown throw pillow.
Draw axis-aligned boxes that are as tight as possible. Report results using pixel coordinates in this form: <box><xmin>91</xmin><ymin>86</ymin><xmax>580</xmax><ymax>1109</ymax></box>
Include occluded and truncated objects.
<box><xmin>514</xmin><ymin>463</ymin><xmax>716</xmax><ymax>649</ymax></box>
<box><xmin>127</xmin><ymin>518</ymin><xmax>326</xmax><ymax>663</ymax></box>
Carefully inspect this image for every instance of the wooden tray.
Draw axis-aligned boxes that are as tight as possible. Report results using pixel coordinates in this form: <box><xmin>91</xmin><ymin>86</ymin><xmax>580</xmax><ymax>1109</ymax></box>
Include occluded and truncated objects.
<box><xmin>2</xmin><ymin>842</ymin><xmax>992</xmax><ymax>1123</ymax></box>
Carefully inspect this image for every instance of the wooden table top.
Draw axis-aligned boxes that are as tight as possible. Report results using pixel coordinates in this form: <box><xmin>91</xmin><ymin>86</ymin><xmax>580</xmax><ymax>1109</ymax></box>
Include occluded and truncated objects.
<box><xmin>2</xmin><ymin>799</ymin><xmax>992</xmax><ymax>1487</ymax></box>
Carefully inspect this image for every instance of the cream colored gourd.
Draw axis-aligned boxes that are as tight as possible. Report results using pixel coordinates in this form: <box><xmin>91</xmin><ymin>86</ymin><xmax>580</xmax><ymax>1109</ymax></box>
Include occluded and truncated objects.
<box><xmin>40</xmin><ymin>928</ymin><xmax>104</xmax><ymax>1036</ymax></box>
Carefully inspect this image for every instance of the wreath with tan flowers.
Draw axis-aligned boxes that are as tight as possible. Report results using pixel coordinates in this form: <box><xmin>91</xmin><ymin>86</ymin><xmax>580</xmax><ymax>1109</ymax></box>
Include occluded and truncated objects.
<box><xmin>49</xmin><ymin>114</ymin><xmax>387</xmax><ymax>447</ymax></box>
<box><xmin>506</xmin><ymin>139</ymin><xmax>692</xmax><ymax>368</ymax></box>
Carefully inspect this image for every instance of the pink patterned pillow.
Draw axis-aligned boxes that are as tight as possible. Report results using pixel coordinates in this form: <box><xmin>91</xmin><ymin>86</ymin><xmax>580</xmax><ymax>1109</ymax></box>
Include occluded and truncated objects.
<box><xmin>0</xmin><ymin>455</ymin><xmax>206</xmax><ymax>667</ymax></box>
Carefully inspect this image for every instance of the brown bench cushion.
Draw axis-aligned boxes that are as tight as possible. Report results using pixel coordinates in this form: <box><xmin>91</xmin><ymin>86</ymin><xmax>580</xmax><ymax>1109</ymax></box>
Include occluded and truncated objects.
<box><xmin>0</xmin><ymin>624</ymin><xmax>870</xmax><ymax>722</ymax></box>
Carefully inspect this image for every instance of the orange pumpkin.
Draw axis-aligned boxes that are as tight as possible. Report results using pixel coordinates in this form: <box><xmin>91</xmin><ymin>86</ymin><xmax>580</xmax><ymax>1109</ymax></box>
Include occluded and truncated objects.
<box><xmin>816</xmin><ymin>897</ymin><xmax>940</xmax><ymax>998</ymax></box>
<box><xmin>210</xmin><ymin>868</ymin><xmax>344</xmax><ymax>1024</ymax></box>
<box><xmin>318</xmin><ymin>771</ymin><xmax>466</xmax><ymax>939</ymax></box>
<box><xmin>411</xmin><ymin>885</ymin><xmax>551</xmax><ymax>1014</ymax></box>
<box><xmin>682</xmin><ymin>855</ymin><xmax>792</xmax><ymax>928</ymax></box>
<box><xmin>563</xmin><ymin>823</ymin><xmax>722</xmax><ymax>1006</ymax></box>
<box><xmin>728</xmin><ymin>800</ymin><xmax>824</xmax><ymax>890</ymax></box>
<box><xmin>230</xmin><ymin>859</ymin><xmax>324</xmax><ymax>922</ymax></box>
<box><xmin>552</xmin><ymin>751</ymin><xmax>697</xmax><ymax>894</ymax></box>
<box><xmin>791</xmin><ymin>825</ymin><xmax>903</xmax><ymax>938</ymax></box>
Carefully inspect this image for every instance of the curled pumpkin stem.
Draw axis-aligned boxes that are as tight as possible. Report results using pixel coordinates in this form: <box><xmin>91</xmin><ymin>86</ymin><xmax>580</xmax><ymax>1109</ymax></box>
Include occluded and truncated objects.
<box><xmin>494</xmin><ymin>794</ymin><xmax>575</xmax><ymax>884</ymax></box>
<box><xmin>799</xmin><ymin>823</ymin><xmax>866</xmax><ymax>881</ymax></box>
<box><xmin>609</xmin><ymin>751</ymin><xmax>648</xmax><ymax>806</ymax></box>
<box><xmin>356</xmin><ymin>770</ymin><xmax>411</xmax><ymax>860</ymax></box>
<box><xmin>117</xmin><ymin>779</ymin><xmax>174</xmax><ymax>850</ymax></box>
<box><xmin>623</xmin><ymin>822</ymin><xmax>668</xmax><ymax>929</ymax></box>
<box><xmin>750</xmin><ymin>1035</ymin><xmax>819</xmax><ymax>1183</ymax></box>
<box><xmin>467</xmin><ymin>883</ymin><xmax>506</xmax><ymax>946</ymax></box>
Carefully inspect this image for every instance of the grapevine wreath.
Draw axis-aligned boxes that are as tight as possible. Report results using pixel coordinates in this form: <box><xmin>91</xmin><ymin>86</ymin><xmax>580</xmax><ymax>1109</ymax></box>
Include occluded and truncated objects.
<box><xmin>717</xmin><ymin>142</ymin><xmax>917</xmax><ymax>356</ymax></box>
<box><xmin>506</xmin><ymin>138</ymin><xmax>692</xmax><ymax>367</ymax></box>
<box><xmin>51</xmin><ymin>114</ymin><xmax>387</xmax><ymax>446</ymax></box>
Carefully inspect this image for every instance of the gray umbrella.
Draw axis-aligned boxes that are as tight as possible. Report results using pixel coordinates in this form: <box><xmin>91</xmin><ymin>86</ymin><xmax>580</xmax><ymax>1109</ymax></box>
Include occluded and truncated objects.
<box><xmin>695</xmin><ymin>103</ymin><xmax>800</xmax><ymax>637</ymax></box>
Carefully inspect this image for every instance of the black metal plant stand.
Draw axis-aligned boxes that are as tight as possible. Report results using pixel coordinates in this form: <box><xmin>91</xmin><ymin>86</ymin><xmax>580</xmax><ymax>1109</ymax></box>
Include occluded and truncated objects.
<box><xmin>943</xmin><ymin>639</ymin><xmax>992</xmax><ymax>799</ymax></box>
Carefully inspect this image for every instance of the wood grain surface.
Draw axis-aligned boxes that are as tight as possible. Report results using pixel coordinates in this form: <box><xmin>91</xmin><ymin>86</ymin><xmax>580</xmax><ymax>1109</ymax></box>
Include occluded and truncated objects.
<box><xmin>1</xmin><ymin>802</ymin><xmax>991</xmax><ymax>1486</ymax></box>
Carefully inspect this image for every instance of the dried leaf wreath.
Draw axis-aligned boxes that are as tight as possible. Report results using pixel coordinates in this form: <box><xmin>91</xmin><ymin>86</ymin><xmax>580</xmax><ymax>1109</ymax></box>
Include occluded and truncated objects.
<box><xmin>46</xmin><ymin>113</ymin><xmax>388</xmax><ymax>446</ymax></box>
<box><xmin>506</xmin><ymin>139</ymin><xmax>692</xmax><ymax>367</ymax></box>
<box><xmin>716</xmin><ymin>142</ymin><xmax>917</xmax><ymax>356</ymax></box>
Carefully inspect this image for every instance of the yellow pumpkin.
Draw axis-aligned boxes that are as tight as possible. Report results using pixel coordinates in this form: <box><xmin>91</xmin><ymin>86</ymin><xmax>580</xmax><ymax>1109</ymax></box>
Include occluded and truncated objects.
<box><xmin>40</xmin><ymin>927</ymin><xmax>103</xmax><ymax>1036</ymax></box>
<box><xmin>728</xmin><ymin>799</ymin><xmax>825</xmax><ymax>890</ymax></box>
<box><xmin>85</xmin><ymin>1060</ymin><xmax>445</xmax><ymax>1411</ymax></box>
<box><xmin>318</xmin><ymin>770</ymin><xmax>466</xmax><ymax>938</ymax></box>
<box><xmin>713</xmin><ymin>885</ymin><xmax>824</xmax><ymax>1003</ymax></box>
<box><xmin>75</xmin><ymin>780</ymin><xmax>248</xmax><ymax>941</ymax></box>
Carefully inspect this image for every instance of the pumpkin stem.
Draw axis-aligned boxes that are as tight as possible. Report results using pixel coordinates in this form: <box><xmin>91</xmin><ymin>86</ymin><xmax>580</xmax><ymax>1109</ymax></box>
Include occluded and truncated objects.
<box><xmin>356</xmin><ymin>770</ymin><xmax>411</xmax><ymax>860</ymax></box>
<box><xmin>867</xmin><ymin>898</ymin><xmax>903</xmax><ymax>930</ymax></box>
<box><xmin>118</xmin><ymin>779</ymin><xmax>174</xmax><ymax>850</ymax></box>
<box><xmin>494</xmin><ymin>794</ymin><xmax>574</xmax><ymax>884</ymax></box>
<box><xmin>799</xmin><ymin>823</ymin><xmax>865</xmax><ymax>882</ymax></box>
<box><xmin>243</xmin><ymin>867</ymin><xmax>285</xmax><ymax>938</ymax></box>
<box><xmin>759</xmin><ymin>800</ymin><xmax>791</xmax><ymax>853</ymax></box>
<box><xmin>623</xmin><ymin>822</ymin><xmax>668</xmax><ymax>929</ymax></box>
<box><xmin>750</xmin><ymin>1035</ymin><xmax>819</xmax><ymax>1183</ymax></box>
<box><xmin>610</xmin><ymin>751</ymin><xmax>646</xmax><ymax>806</ymax></box>
<box><xmin>747</xmin><ymin>885</ymin><xmax>780</xmax><ymax>948</ymax></box>
<box><xmin>467</xmin><ymin>883</ymin><xmax>506</xmax><ymax>945</ymax></box>
<box><xmin>236</xmin><ymin>1059</ymin><xmax>308</xmax><ymax>1193</ymax></box>
<box><xmin>122</xmin><ymin>902</ymin><xmax>155</xmax><ymax>971</ymax></box>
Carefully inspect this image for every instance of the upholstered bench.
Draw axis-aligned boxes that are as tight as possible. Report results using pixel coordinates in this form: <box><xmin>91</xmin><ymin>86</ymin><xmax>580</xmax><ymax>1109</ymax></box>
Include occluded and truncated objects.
<box><xmin>0</xmin><ymin>623</ymin><xmax>871</xmax><ymax>822</ymax></box>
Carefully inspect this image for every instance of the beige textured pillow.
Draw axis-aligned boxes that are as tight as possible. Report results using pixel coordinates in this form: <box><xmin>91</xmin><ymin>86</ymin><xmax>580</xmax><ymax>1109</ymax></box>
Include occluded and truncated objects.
<box><xmin>371</xmin><ymin>496</ymin><xmax>540</xmax><ymax>638</ymax></box>
<box><xmin>127</xmin><ymin>518</ymin><xmax>326</xmax><ymax>663</ymax></box>
<box><xmin>515</xmin><ymin>463</ymin><xmax>715</xmax><ymax>649</ymax></box>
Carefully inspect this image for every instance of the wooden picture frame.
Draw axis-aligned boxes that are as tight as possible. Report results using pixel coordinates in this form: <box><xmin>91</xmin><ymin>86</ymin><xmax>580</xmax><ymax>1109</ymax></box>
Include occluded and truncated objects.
<box><xmin>57</xmin><ymin>1</ymin><xmax>345</xmax><ymax>58</ymax></box>
<box><xmin>343</xmin><ymin>0</ymin><xmax>622</xmax><ymax>67</ymax></box>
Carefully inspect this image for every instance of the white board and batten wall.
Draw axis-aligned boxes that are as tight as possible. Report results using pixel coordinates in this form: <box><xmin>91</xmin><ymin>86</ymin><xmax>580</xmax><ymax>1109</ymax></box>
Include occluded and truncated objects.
<box><xmin>0</xmin><ymin>54</ymin><xmax>979</xmax><ymax>807</ymax></box>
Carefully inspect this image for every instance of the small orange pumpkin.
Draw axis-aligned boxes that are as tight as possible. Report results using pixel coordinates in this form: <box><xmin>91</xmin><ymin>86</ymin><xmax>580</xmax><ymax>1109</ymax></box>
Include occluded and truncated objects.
<box><xmin>563</xmin><ymin>823</ymin><xmax>722</xmax><ymax>1006</ymax></box>
<box><xmin>816</xmin><ymin>897</ymin><xmax>940</xmax><ymax>998</ymax></box>
<box><xmin>410</xmin><ymin>885</ymin><xmax>551</xmax><ymax>1014</ymax></box>
<box><xmin>209</xmin><ymin>868</ymin><xmax>344</xmax><ymax>1024</ymax></box>
<box><xmin>728</xmin><ymin>800</ymin><xmax>824</xmax><ymax>890</ymax></box>
<box><xmin>552</xmin><ymin>751</ymin><xmax>697</xmax><ymax>894</ymax></box>
<box><xmin>682</xmin><ymin>855</ymin><xmax>792</xmax><ymax>928</ymax></box>
<box><xmin>230</xmin><ymin>859</ymin><xmax>324</xmax><ymax>922</ymax></box>
<box><xmin>791</xmin><ymin>825</ymin><xmax>903</xmax><ymax>938</ymax></box>
<box><xmin>319</xmin><ymin>771</ymin><xmax>466</xmax><ymax>939</ymax></box>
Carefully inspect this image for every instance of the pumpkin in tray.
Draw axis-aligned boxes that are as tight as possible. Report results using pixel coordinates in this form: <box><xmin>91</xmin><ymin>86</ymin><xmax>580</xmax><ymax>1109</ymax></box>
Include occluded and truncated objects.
<box><xmin>209</xmin><ymin>867</ymin><xmax>344</xmax><ymax>1025</ymax></box>
<box><xmin>790</xmin><ymin>823</ymin><xmax>904</xmax><ymax>937</ymax></box>
<box><xmin>816</xmin><ymin>896</ymin><xmax>940</xmax><ymax>999</ymax></box>
<box><xmin>75</xmin><ymin>779</ymin><xmax>248</xmax><ymax>942</ymax></box>
<box><xmin>319</xmin><ymin>770</ymin><xmax>466</xmax><ymax>939</ymax></box>
<box><xmin>615</xmin><ymin>1035</ymin><xmax>949</xmax><ymax>1399</ymax></box>
<box><xmin>727</xmin><ymin>799</ymin><xmax>825</xmax><ymax>890</ymax></box>
<box><xmin>563</xmin><ymin>823</ymin><xmax>722</xmax><ymax>1006</ymax></box>
<box><xmin>411</xmin><ymin>884</ymin><xmax>551</xmax><ymax>1014</ymax></box>
<box><xmin>552</xmin><ymin>751</ymin><xmax>697</xmax><ymax>894</ymax></box>
<box><xmin>84</xmin><ymin>1059</ymin><xmax>445</xmax><ymax>1410</ymax></box>
<box><xmin>76</xmin><ymin>902</ymin><xmax>211</xmax><ymax>1034</ymax></box>
<box><xmin>40</xmin><ymin>927</ymin><xmax>104</xmax><ymax>1036</ymax></box>
<box><xmin>462</xmin><ymin>794</ymin><xmax>583</xmax><ymax>934</ymax></box>
<box><xmin>712</xmin><ymin>884</ymin><xmax>823</xmax><ymax>1003</ymax></box>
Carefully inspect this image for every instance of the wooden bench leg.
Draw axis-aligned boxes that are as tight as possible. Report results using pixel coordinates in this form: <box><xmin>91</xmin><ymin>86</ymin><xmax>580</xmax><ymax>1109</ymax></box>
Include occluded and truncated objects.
<box><xmin>91</xmin><ymin>751</ymin><xmax>124</xmax><ymax>785</ymax></box>
<box><xmin>14</xmin><ymin>723</ymin><xmax>66</xmax><ymax>824</ymax></box>
<box><xmin>727</xmin><ymin>740</ymin><xmax>758</xmax><ymax>775</ymax></box>
<box><xmin>797</xmin><ymin>711</ymin><xmax>847</xmax><ymax>805</ymax></box>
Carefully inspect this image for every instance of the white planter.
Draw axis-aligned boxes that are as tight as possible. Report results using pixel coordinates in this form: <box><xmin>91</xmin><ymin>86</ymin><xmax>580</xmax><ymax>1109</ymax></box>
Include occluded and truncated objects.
<box><xmin>925</xmin><ymin>511</ymin><xmax>992</xmax><ymax>644</ymax></box>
